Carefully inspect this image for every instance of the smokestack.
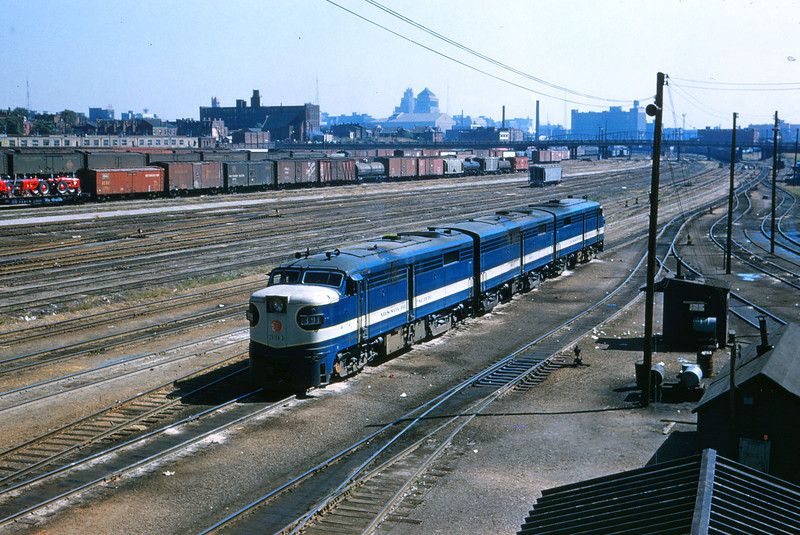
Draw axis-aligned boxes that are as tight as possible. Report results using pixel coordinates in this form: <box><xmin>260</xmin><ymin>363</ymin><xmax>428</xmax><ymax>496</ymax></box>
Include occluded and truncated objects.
<box><xmin>502</xmin><ymin>106</ymin><xmax>505</xmax><ymax>129</ymax></box>
<box><xmin>536</xmin><ymin>100</ymin><xmax>540</xmax><ymax>141</ymax></box>
<box><xmin>756</xmin><ymin>316</ymin><xmax>773</xmax><ymax>356</ymax></box>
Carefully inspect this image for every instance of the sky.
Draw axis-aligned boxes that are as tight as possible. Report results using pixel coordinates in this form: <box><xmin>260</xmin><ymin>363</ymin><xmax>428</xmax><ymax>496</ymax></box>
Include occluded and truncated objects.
<box><xmin>2</xmin><ymin>0</ymin><xmax>799</xmax><ymax>131</ymax></box>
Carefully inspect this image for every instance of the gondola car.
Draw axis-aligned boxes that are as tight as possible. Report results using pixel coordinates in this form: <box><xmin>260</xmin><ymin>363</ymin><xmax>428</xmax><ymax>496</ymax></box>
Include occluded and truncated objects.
<box><xmin>248</xmin><ymin>197</ymin><xmax>604</xmax><ymax>393</ymax></box>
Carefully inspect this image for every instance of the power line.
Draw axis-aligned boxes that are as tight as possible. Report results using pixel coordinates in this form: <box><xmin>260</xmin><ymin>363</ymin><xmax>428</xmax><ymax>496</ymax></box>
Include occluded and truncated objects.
<box><xmin>363</xmin><ymin>0</ymin><xmax>634</xmax><ymax>104</ymax></box>
<box><xmin>670</xmin><ymin>76</ymin><xmax>800</xmax><ymax>87</ymax></box>
<box><xmin>324</xmin><ymin>0</ymin><xmax>646</xmax><ymax>109</ymax></box>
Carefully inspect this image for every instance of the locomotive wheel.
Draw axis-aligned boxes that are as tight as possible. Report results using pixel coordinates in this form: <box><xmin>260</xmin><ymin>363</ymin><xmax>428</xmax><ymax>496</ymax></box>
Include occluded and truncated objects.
<box><xmin>56</xmin><ymin>180</ymin><xmax>68</xmax><ymax>194</ymax></box>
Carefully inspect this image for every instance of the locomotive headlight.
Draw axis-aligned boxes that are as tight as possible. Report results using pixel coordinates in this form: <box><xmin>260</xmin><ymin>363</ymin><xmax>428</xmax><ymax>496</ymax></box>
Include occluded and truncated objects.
<box><xmin>297</xmin><ymin>307</ymin><xmax>325</xmax><ymax>330</ymax></box>
<box><xmin>267</xmin><ymin>297</ymin><xmax>287</xmax><ymax>313</ymax></box>
<box><xmin>246</xmin><ymin>302</ymin><xmax>260</xmax><ymax>327</ymax></box>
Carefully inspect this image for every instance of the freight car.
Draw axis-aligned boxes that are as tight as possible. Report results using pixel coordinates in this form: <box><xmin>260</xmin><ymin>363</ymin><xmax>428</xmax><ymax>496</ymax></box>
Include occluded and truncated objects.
<box><xmin>529</xmin><ymin>164</ymin><xmax>563</xmax><ymax>187</ymax></box>
<box><xmin>247</xmin><ymin>197</ymin><xmax>605</xmax><ymax>393</ymax></box>
<box><xmin>1</xmin><ymin>147</ymin><xmax>534</xmax><ymax>204</ymax></box>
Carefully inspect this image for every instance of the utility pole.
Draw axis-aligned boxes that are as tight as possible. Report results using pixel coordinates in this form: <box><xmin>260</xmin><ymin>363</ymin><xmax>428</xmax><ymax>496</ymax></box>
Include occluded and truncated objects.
<box><xmin>771</xmin><ymin>111</ymin><xmax>778</xmax><ymax>254</ymax></box>
<box><xmin>793</xmin><ymin>129</ymin><xmax>798</xmax><ymax>184</ymax></box>
<box><xmin>726</xmin><ymin>113</ymin><xmax>737</xmax><ymax>274</ymax></box>
<box><xmin>642</xmin><ymin>72</ymin><xmax>665</xmax><ymax>408</ymax></box>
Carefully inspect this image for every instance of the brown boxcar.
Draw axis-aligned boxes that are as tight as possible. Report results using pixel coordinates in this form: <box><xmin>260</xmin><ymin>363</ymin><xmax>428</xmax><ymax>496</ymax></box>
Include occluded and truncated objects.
<box><xmin>275</xmin><ymin>159</ymin><xmax>318</xmax><ymax>186</ymax></box>
<box><xmin>275</xmin><ymin>159</ymin><xmax>296</xmax><ymax>186</ymax></box>
<box><xmin>198</xmin><ymin>162</ymin><xmax>223</xmax><ymax>190</ymax></box>
<box><xmin>418</xmin><ymin>157</ymin><xmax>444</xmax><ymax>177</ymax></box>
<box><xmin>159</xmin><ymin>162</ymin><xmax>222</xmax><ymax>192</ymax></box>
<box><xmin>80</xmin><ymin>167</ymin><xmax>165</xmax><ymax>198</ymax></box>
<box><xmin>376</xmin><ymin>156</ymin><xmax>419</xmax><ymax>179</ymax></box>
<box><xmin>319</xmin><ymin>158</ymin><xmax>356</xmax><ymax>184</ymax></box>
<box><xmin>295</xmin><ymin>159</ymin><xmax>319</xmax><ymax>186</ymax></box>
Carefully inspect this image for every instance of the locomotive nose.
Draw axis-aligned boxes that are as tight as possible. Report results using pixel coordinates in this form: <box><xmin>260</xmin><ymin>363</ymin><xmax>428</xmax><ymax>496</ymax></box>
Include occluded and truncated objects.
<box><xmin>249</xmin><ymin>285</ymin><xmax>340</xmax><ymax>349</ymax></box>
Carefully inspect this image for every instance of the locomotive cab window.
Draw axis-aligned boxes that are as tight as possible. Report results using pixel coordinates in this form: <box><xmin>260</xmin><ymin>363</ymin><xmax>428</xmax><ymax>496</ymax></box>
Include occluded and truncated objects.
<box><xmin>269</xmin><ymin>269</ymin><xmax>301</xmax><ymax>285</ymax></box>
<box><xmin>443</xmin><ymin>250</ymin><xmax>459</xmax><ymax>265</ymax></box>
<box><xmin>303</xmin><ymin>270</ymin><xmax>344</xmax><ymax>288</ymax></box>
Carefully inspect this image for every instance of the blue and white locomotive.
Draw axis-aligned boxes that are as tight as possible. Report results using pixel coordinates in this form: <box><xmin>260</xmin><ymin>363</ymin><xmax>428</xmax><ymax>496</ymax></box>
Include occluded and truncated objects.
<box><xmin>247</xmin><ymin>197</ymin><xmax>604</xmax><ymax>392</ymax></box>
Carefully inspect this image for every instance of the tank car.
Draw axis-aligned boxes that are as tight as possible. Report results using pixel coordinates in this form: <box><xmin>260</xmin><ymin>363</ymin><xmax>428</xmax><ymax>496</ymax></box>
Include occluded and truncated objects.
<box><xmin>248</xmin><ymin>198</ymin><xmax>605</xmax><ymax>393</ymax></box>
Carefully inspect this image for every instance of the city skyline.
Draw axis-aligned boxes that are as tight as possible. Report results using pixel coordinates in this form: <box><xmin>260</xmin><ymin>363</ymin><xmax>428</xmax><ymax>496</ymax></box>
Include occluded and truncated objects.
<box><xmin>3</xmin><ymin>0</ymin><xmax>798</xmax><ymax>131</ymax></box>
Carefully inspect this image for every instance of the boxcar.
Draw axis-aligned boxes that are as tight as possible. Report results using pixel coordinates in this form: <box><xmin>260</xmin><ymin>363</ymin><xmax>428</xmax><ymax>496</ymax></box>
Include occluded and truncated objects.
<box><xmin>319</xmin><ymin>158</ymin><xmax>356</xmax><ymax>184</ymax></box>
<box><xmin>507</xmin><ymin>156</ymin><xmax>529</xmax><ymax>172</ymax></box>
<box><xmin>80</xmin><ymin>167</ymin><xmax>165</xmax><ymax>198</ymax></box>
<box><xmin>418</xmin><ymin>157</ymin><xmax>444</xmax><ymax>178</ymax></box>
<box><xmin>158</xmin><ymin>162</ymin><xmax>223</xmax><ymax>192</ymax></box>
<box><xmin>275</xmin><ymin>159</ymin><xmax>319</xmax><ymax>186</ymax></box>
<box><xmin>83</xmin><ymin>151</ymin><xmax>147</xmax><ymax>170</ymax></box>
<box><xmin>10</xmin><ymin>152</ymin><xmax>83</xmax><ymax>176</ymax></box>
<box><xmin>223</xmin><ymin>161</ymin><xmax>250</xmax><ymax>190</ymax></box>
<box><xmin>147</xmin><ymin>151</ymin><xmax>202</xmax><ymax>164</ymax></box>
<box><xmin>247</xmin><ymin>161</ymin><xmax>276</xmax><ymax>188</ymax></box>
<box><xmin>200</xmin><ymin>150</ymin><xmax>249</xmax><ymax>162</ymax></box>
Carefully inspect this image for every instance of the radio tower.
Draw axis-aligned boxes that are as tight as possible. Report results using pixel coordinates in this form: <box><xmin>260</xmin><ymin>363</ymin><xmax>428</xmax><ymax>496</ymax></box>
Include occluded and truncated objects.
<box><xmin>26</xmin><ymin>76</ymin><xmax>31</xmax><ymax>112</ymax></box>
<box><xmin>315</xmin><ymin>72</ymin><xmax>319</xmax><ymax>106</ymax></box>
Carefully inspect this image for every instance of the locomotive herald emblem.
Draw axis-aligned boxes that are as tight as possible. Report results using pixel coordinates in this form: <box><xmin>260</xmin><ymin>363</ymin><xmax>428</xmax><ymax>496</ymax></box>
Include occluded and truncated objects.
<box><xmin>271</xmin><ymin>320</ymin><xmax>283</xmax><ymax>333</ymax></box>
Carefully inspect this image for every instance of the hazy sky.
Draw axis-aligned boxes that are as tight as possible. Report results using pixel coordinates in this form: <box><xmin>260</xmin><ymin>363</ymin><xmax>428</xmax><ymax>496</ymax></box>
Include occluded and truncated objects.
<box><xmin>3</xmin><ymin>0</ymin><xmax>799</xmax><ymax>130</ymax></box>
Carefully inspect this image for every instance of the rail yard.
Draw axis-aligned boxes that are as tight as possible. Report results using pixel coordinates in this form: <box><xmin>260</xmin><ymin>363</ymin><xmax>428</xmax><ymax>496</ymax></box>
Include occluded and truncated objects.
<box><xmin>1</xmin><ymin>155</ymin><xmax>799</xmax><ymax>534</ymax></box>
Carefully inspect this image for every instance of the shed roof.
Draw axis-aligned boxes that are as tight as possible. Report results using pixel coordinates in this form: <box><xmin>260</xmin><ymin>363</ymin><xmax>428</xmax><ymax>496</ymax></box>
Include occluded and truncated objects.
<box><xmin>695</xmin><ymin>322</ymin><xmax>800</xmax><ymax>411</ymax></box>
<box><xmin>517</xmin><ymin>449</ymin><xmax>800</xmax><ymax>535</ymax></box>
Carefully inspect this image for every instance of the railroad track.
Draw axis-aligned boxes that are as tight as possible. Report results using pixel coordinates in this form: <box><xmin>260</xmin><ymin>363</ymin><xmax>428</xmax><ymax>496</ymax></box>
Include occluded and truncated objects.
<box><xmin>0</xmin><ymin>158</ymin><xmax>735</xmax><ymax>533</ymax></box>
<box><xmin>0</xmin><ymin>355</ymin><xmax>248</xmax><ymax>492</ymax></box>
<box><xmin>0</xmin><ymin>160</ymin><xmax>696</xmax><ymax>318</ymax></box>
<box><xmin>197</xmin><ymin>199</ymin><xmax>704</xmax><ymax>535</ymax></box>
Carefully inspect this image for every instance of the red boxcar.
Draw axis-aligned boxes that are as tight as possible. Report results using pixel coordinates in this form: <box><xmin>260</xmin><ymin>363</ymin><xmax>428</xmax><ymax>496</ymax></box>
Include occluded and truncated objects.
<box><xmin>80</xmin><ymin>167</ymin><xmax>165</xmax><ymax>198</ymax></box>
<box><xmin>508</xmin><ymin>156</ymin><xmax>529</xmax><ymax>171</ymax></box>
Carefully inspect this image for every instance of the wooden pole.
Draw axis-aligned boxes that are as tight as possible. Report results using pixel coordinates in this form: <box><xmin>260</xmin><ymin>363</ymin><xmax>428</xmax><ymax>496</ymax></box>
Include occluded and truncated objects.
<box><xmin>726</xmin><ymin>113</ymin><xmax>737</xmax><ymax>274</ymax></box>
<box><xmin>643</xmin><ymin>72</ymin><xmax>665</xmax><ymax>408</ymax></box>
<box><xmin>771</xmin><ymin>111</ymin><xmax>778</xmax><ymax>254</ymax></box>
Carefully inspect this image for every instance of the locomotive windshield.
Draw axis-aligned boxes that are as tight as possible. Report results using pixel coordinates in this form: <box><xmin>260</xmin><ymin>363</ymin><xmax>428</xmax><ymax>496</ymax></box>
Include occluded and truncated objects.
<box><xmin>302</xmin><ymin>270</ymin><xmax>344</xmax><ymax>288</ymax></box>
<box><xmin>269</xmin><ymin>269</ymin><xmax>301</xmax><ymax>285</ymax></box>
<box><xmin>268</xmin><ymin>268</ymin><xmax>344</xmax><ymax>289</ymax></box>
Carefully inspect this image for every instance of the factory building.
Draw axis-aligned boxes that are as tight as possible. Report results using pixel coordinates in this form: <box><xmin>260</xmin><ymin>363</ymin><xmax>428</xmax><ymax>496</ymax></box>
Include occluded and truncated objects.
<box><xmin>199</xmin><ymin>90</ymin><xmax>320</xmax><ymax>142</ymax></box>
<box><xmin>570</xmin><ymin>103</ymin><xmax>647</xmax><ymax>139</ymax></box>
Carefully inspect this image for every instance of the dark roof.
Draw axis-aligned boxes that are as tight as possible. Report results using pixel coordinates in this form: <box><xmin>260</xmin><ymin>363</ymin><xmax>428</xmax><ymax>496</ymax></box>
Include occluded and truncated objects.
<box><xmin>654</xmin><ymin>276</ymin><xmax>731</xmax><ymax>293</ymax></box>
<box><xmin>695</xmin><ymin>322</ymin><xmax>800</xmax><ymax>411</ymax></box>
<box><xmin>518</xmin><ymin>449</ymin><xmax>800</xmax><ymax>535</ymax></box>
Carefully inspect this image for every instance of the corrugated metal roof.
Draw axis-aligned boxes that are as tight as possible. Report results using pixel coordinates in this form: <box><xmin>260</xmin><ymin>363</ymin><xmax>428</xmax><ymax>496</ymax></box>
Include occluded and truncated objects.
<box><xmin>517</xmin><ymin>449</ymin><xmax>800</xmax><ymax>535</ymax></box>
<box><xmin>695</xmin><ymin>322</ymin><xmax>800</xmax><ymax>411</ymax></box>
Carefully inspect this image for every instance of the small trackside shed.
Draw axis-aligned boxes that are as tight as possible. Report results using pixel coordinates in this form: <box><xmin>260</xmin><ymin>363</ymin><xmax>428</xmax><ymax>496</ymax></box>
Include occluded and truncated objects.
<box><xmin>693</xmin><ymin>322</ymin><xmax>800</xmax><ymax>484</ymax></box>
<box><xmin>655</xmin><ymin>276</ymin><xmax>730</xmax><ymax>351</ymax></box>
